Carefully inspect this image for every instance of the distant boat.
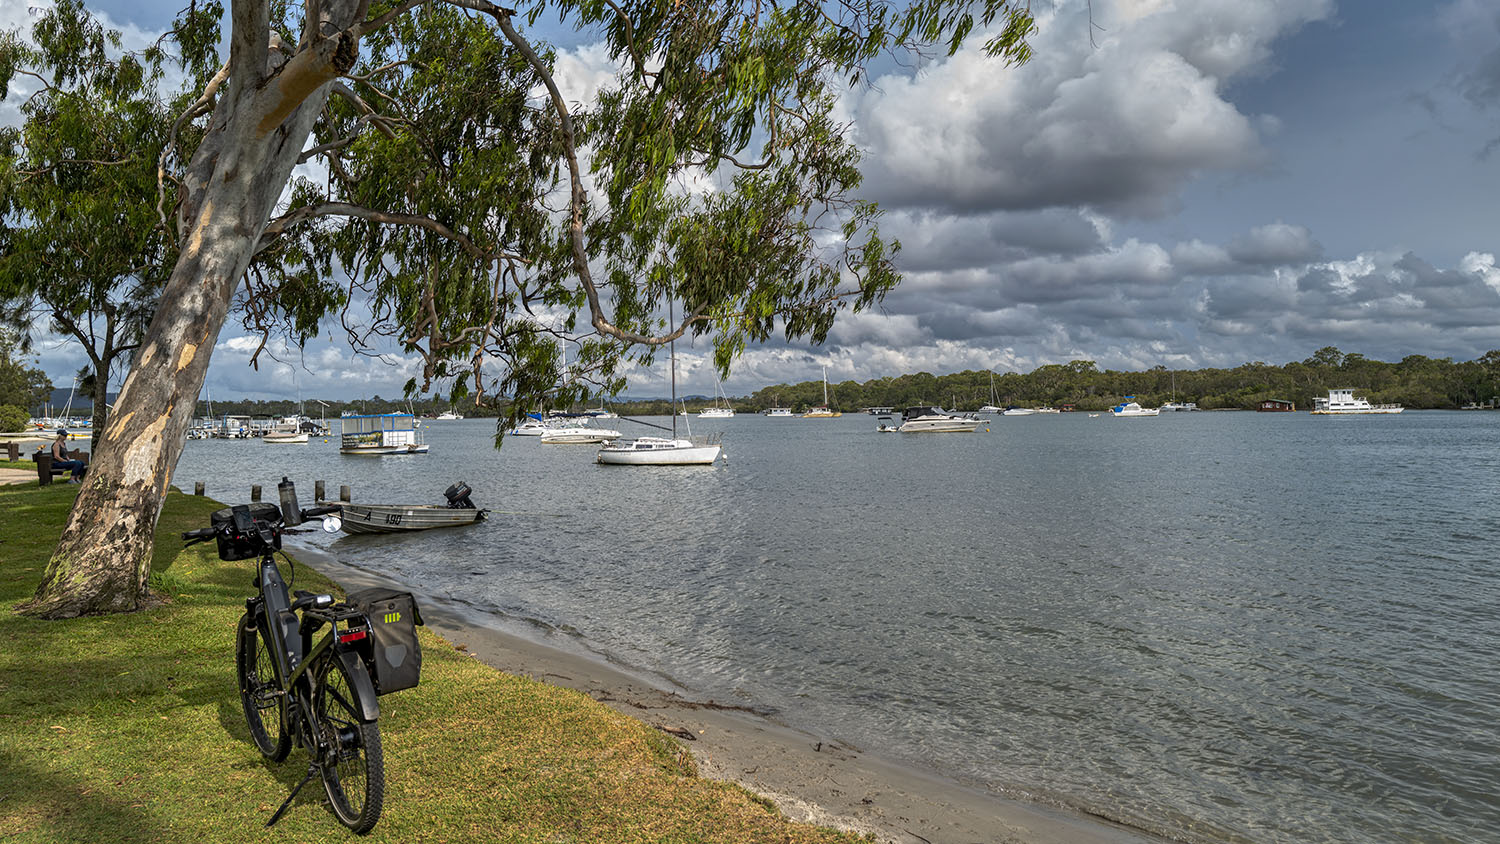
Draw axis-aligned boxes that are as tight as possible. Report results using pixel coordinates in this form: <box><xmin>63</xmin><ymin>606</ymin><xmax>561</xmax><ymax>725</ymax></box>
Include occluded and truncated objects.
<box><xmin>1311</xmin><ymin>388</ymin><xmax>1403</xmax><ymax>415</ymax></box>
<box><xmin>896</xmin><ymin>406</ymin><xmax>981</xmax><ymax>433</ymax></box>
<box><xmin>978</xmin><ymin>373</ymin><xmax>1002</xmax><ymax>414</ymax></box>
<box><xmin>698</xmin><ymin>378</ymin><xmax>736</xmax><ymax>418</ymax></box>
<box><xmin>340</xmin><ymin>413</ymin><xmax>430</xmax><ymax>454</ymax></box>
<box><xmin>597</xmin><ymin>299</ymin><xmax>723</xmax><ymax>466</ymax></box>
<box><xmin>596</xmin><ymin>434</ymin><xmax>723</xmax><ymax>465</ymax></box>
<box><xmin>802</xmin><ymin>367</ymin><xmax>842</xmax><ymax>417</ymax></box>
<box><xmin>540</xmin><ymin>426</ymin><xmax>622</xmax><ymax>444</ymax></box>
<box><xmin>1110</xmin><ymin>397</ymin><xmax>1159</xmax><ymax>417</ymax></box>
<box><xmin>435</xmin><ymin>410</ymin><xmax>464</xmax><ymax>420</ymax></box>
<box><xmin>1002</xmin><ymin>407</ymin><xmax>1036</xmax><ymax>416</ymax></box>
<box><xmin>263</xmin><ymin>415</ymin><xmax>309</xmax><ymax>443</ymax></box>
<box><xmin>263</xmin><ymin>430</ymin><xmax>309</xmax><ymax>444</ymax></box>
<box><xmin>1159</xmin><ymin>401</ymin><xmax>1198</xmax><ymax>412</ymax></box>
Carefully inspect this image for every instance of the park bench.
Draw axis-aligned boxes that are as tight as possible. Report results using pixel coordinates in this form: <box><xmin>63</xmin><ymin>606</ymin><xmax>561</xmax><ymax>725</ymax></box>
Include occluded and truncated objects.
<box><xmin>31</xmin><ymin>447</ymin><xmax>90</xmax><ymax>485</ymax></box>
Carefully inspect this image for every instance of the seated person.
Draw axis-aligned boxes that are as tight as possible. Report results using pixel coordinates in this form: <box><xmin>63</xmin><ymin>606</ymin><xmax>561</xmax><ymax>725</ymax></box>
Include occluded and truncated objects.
<box><xmin>49</xmin><ymin>430</ymin><xmax>86</xmax><ymax>483</ymax></box>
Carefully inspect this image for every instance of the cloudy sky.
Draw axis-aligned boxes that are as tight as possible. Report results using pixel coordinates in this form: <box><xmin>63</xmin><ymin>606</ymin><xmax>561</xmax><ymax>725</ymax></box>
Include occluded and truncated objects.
<box><xmin>8</xmin><ymin>0</ymin><xmax>1500</xmax><ymax>400</ymax></box>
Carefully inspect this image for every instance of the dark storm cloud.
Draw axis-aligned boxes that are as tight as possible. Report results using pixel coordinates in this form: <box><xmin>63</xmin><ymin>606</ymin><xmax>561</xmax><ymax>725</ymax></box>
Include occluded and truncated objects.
<box><xmin>884</xmin><ymin>209</ymin><xmax>1105</xmax><ymax>274</ymax></box>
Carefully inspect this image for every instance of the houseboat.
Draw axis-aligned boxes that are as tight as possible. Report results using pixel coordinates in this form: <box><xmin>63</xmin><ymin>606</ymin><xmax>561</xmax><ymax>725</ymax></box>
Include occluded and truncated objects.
<box><xmin>1258</xmin><ymin>399</ymin><xmax>1296</xmax><ymax>412</ymax></box>
<box><xmin>1310</xmin><ymin>389</ymin><xmax>1403</xmax><ymax>415</ymax></box>
<box><xmin>340</xmin><ymin>412</ymin><xmax>430</xmax><ymax>454</ymax></box>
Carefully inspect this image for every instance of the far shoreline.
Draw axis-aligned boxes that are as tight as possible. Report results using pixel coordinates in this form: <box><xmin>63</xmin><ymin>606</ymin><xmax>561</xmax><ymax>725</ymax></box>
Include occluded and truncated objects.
<box><xmin>288</xmin><ymin>538</ymin><xmax>1164</xmax><ymax>844</ymax></box>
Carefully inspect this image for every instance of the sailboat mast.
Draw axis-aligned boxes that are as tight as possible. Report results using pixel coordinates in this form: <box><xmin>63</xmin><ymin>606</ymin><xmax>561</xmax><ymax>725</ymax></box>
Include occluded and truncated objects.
<box><xmin>670</xmin><ymin>299</ymin><xmax>677</xmax><ymax>439</ymax></box>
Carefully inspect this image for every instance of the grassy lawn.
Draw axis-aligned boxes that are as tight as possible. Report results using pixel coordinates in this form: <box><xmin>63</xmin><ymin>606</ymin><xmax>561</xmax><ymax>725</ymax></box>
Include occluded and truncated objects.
<box><xmin>0</xmin><ymin>484</ymin><xmax>861</xmax><ymax>843</ymax></box>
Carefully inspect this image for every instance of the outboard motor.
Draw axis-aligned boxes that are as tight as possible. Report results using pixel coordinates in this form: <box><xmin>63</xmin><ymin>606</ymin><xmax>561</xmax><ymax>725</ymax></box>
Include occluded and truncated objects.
<box><xmin>444</xmin><ymin>481</ymin><xmax>475</xmax><ymax>509</ymax></box>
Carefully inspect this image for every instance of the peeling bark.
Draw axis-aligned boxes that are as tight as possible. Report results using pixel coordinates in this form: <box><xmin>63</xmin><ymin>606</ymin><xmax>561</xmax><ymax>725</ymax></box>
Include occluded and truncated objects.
<box><xmin>21</xmin><ymin>0</ymin><xmax>365</xmax><ymax>619</ymax></box>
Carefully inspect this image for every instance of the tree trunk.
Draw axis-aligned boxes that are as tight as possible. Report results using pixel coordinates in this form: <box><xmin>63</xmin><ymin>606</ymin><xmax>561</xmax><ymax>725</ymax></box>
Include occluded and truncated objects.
<box><xmin>20</xmin><ymin>5</ymin><xmax>359</xmax><ymax>618</ymax></box>
<box><xmin>89</xmin><ymin>363</ymin><xmax>108</xmax><ymax>455</ymax></box>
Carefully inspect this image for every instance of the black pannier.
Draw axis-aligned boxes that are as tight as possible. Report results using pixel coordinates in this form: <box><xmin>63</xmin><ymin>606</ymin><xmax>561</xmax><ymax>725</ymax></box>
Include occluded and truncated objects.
<box><xmin>210</xmin><ymin>503</ymin><xmax>283</xmax><ymax>561</ymax></box>
<box><xmin>346</xmin><ymin>588</ymin><xmax>424</xmax><ymax>694</ymax></box>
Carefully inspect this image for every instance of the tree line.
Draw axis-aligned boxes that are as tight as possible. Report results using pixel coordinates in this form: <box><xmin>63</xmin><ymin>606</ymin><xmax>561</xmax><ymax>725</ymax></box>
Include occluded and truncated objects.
<box><xmin>164</xmin><ymin>346</ymin><xmax>1500</xmax><ymax>420</ymax></box>
<box><xmin>738</xmin><ymin>347</ymin><xmax>1500</xmax><ymax>413</ymax></box>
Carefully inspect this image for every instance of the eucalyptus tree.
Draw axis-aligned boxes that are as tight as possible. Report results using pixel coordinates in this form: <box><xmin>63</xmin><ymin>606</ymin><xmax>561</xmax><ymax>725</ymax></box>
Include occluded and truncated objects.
<box><xmin>0</xmin><ymin>327</ymin><xmax>53</xmax><ymax>412</ymax></box>
<box><xmin>0</xmin><ymin>0</ymin><xmax>181</xmax><ymax>452</ymax></box>
<box><xmin>6</xmin><ymin>0</ymin><xmax>1035</xmax><ymax>618</ymax></box>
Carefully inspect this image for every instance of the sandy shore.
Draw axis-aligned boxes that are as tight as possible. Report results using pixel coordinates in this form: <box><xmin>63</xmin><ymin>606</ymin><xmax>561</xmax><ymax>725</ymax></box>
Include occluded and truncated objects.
<box><xmin>288</xmin><ymin>542</ymin><xmax>1161</xmax><ymax>844</ymax></box>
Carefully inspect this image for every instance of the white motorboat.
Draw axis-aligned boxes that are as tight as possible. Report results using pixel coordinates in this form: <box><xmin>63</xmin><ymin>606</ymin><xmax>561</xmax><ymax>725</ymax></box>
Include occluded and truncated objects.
<box><xmin>1311</xmin><ymin>388</ymin><xmax>1403</xmax><ymax>415</ymax></box>
<box><xmin>340</xmin><ymin>412</ymin><xmax>430</xmax><ymax>454</ymax></box>
<box><xmin>1002</xmin><ymin>407</ymin><xmax>1036</xmax><ymax>416</ymax></box>
<box><xmin>1110</xmin><ymin>397</ymin><xmax>1159</xmax><ymax>417</ymax></box>
<box><xmin>765</xmin><ymin>407</ymin><xmax>794</xmax><ymax>417</ymax></box>
<box><xmin>977</xmin><ymin>405</ymin><xmax>1002</xmax><ymax>414</ymax></box>
<box><xmin>540</xmin><ymin>427</ymin><xmax>622</xmax><ymax>444</ymax></box>
<box><xmin>509</xmin><ymin>416</ymin><xmax>554</xmax><ymax>436</ymax></box>
<box><xmin>263</xmin><ymin>430</ymin><xmax>309</xmax><ymax>444</ymax></box>
<box><xmin>434</xmin><ymin>410</ymin><xmax>464</xmax><ymax>420</ymax></box>
<box><xmin>1158</xmin><ymin>401</ymin><xmax>1199</xmax><ymax>412</ymax></box>
<box><xmin>896</xmin><ymin>406</ymin><xmax>982</xmax><ymax>433</ymax></box>
<box><xmin>263</xmin><ymin>415</ymin><xmax>309</xmax><ymax>443</ymax></box>
<box><xmin>876</xmin><ymin>415</ymin><xmax>900</xmax><ymax>432</ymax></box>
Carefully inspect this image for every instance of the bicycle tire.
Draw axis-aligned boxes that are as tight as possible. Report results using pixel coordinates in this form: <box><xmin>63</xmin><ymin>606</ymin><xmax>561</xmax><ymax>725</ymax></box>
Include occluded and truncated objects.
<box><xmin>314</xmin><ymin>654</ymin><xmax>384</xmax><ymax>833</ymax></box>
<box><xmin>236</xmin><ymin>611</ymin><xmax>291</xmax><ymax>761</ymax></box>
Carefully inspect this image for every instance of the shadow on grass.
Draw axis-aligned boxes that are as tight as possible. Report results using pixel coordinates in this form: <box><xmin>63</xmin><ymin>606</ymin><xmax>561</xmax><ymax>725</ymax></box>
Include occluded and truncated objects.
<box><xmin>0</xmin><ymin>749</ymin><xmax>169</xmax><ymax>843</ymax></box>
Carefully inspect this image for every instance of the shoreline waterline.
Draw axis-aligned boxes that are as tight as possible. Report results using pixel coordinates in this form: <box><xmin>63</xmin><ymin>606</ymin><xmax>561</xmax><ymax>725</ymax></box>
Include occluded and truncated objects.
<box><xmin>289</xmin><ymin>538</ymin><xmax>1163</xmax><ymax>844</ymax></box>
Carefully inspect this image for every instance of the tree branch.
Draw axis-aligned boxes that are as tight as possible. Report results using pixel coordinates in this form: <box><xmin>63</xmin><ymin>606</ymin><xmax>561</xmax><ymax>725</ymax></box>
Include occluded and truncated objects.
<box><xmin>357</xmin><ymin>0</ymin><xmax>432</xmax><ymax>38</ymax></box>
<box><xmin>257</xmin><ymin>201</ymin><xmax>519</xmax><ymax>264</ymax></box>
<box><xmin>158</xmin><ymin>59</ymin><xmax>231</xmax><ymax>234</ymax></box>
<box><xmin>476</xmin><ymin>3</ymin><xmax>703</xmax><ymax>347</ymax></box>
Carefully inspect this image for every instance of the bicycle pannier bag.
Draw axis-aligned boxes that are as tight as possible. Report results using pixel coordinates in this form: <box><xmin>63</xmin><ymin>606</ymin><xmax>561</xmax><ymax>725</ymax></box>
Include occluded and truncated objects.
<box><xmin>347</xmin><ymin>588</ymin><xmax>424</xmax><ymax>694</ymax></box>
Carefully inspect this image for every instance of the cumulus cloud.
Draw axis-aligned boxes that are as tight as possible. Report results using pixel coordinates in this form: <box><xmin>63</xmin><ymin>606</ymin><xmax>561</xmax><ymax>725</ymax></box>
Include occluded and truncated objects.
<box><xmin>1227</xmin><ymin>222</ymin><xmax>1322</xmax><ymax>265</ymax></box>
<box><xmin>849</xmin><ymin>0</ymin><xmax>1334</xmax><ymax>216</ymax></box>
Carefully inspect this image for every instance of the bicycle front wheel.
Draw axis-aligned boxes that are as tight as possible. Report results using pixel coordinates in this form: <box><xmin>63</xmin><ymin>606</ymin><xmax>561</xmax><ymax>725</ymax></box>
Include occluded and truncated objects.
<box><xmin>236</xmin><ymin>611</ymin><xmax>290</xmax><ymax>761</ymax></box>
<box><xmin>314</xmin><ymin>654</ymin><xmax>384</xmax><ymax>833</ymax></box>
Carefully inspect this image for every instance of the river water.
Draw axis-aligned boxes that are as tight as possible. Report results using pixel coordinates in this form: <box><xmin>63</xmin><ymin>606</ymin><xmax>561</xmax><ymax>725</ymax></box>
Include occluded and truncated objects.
<box><xmin>171</xmin><ymin>410</ymin><xmax>1500</xmax><ymax>843</ymax></box>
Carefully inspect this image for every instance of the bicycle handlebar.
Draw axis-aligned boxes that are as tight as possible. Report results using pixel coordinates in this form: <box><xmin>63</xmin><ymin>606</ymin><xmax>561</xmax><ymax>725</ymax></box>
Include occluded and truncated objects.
<box><xmin>180</xmin><ymin>504</ymin><xmax>340</xmax><ymax>548</ymax></box>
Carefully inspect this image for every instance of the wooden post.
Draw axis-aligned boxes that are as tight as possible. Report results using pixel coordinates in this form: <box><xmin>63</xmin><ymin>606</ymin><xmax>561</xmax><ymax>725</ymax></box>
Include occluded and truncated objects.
<box><xmin>251</xmin><ymin>484</ymin><xmax>261</xmax><ymax>502</ymax></box>
<box><xmin>339</xmin><ymin>485</ymin><xmax>351</xmax><ymax>502</ymax></box>
<box><xmin>6</xmin><ymin>442</ymin><xmax>16</xmax><ymax>461</ymax></box>
<box><xmin>194</xmin><ymin>482</ymin><xmax>205</xmax><ymax>496</ymax></box>
<box><xmin>315</xmin><ymin>480</ymin><xmax>325</xmax><ymax>501</ymax></box>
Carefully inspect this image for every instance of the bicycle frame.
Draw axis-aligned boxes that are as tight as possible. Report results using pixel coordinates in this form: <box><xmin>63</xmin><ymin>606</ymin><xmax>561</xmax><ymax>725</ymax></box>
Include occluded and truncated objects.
<box><xmin>247</xmin><ymin>551</ymin><xmax>380</xmax><ymax>738</ymax></box>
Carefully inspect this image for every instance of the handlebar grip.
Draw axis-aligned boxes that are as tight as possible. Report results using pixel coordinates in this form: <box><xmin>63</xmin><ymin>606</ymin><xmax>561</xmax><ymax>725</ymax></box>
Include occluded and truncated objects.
<box><xmin>181</xmin><ymin>527</ymin><xmax>216</xmax><ymax>545</ymax></box>
<box><xmin>301</xmin><ymin>505</ymin><xmax>342</xmax><ymax>518</ymax></box>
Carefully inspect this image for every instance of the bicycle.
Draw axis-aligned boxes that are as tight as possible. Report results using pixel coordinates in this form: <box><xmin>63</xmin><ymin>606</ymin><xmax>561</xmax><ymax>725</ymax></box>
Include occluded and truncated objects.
<box><xmin>183</xmin><ymin>501</ymin><xmax>403</xmax><ymax>833</ymax></box>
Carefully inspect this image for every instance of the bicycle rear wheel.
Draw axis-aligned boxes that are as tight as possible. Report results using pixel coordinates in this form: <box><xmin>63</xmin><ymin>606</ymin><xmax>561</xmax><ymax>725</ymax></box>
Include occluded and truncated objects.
<box><xmin>236</xmin><ymin>611</ymin><xmax>290</xmax><ymax>761</ymax></box>
<box><xmin>314</xmin><ymin>654</ymin><xmax>383</xmax><ymax>833</ymax></box>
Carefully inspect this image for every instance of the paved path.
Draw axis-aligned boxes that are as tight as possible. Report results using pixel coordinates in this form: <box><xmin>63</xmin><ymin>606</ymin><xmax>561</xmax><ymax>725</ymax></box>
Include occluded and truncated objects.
<box><xmin>0</xmin><ymin>468</ymin><xmax>39</xmax><ymax>486</ymax></box>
